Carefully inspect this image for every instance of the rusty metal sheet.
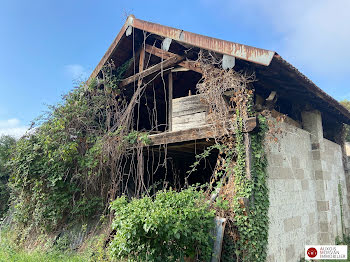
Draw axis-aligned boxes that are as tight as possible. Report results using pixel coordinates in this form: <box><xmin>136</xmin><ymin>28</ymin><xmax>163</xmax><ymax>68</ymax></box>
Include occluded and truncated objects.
<box><xmin>89</xmin><ymin>14</ymin><xmax>274</xmax><ymax>82</ymax></box>
<box><xmin>130</xmin><ymin>16</ymin><xmax>275</xmax><ymax>66</ymax></box>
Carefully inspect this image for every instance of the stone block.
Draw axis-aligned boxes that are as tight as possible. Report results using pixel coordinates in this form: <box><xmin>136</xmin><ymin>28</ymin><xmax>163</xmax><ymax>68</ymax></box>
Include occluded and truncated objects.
<box><xmin>301</xmin><ymin>110</ymin><xmax>323</xmax><ymax>146</ymax></box>
<box><xmin>315</xmin><ymin>170</ymin><xmax>324</xmax><ymax>180</ymax></box>
<box><xmin>270</xmin><ymin>154</ymin><xmax>284</xmax><ymax>167</ymax></box>
<box><xmin>312</xmin><ymin>143</ymin><xmax>320</xmax><ymax>150</ymax></box>
<box><xmin>322</xmin><ymin>171</ymin><xmax>331</xmax><ymax>180</ymax></box>
<box><xmin>301</xmin><ymin>180</ymin><xmax>309</xmax><ymax>190</ymax></box>
<box><xmin>315</xmin><ymin>181</ymin><xmax>326</xmax><ymax>199</ymax></box>
<box><xmin>317</xmin><ymin>201</ymin><xmax>329</xmax><ymax>212</ymax></box>
<box><xmin>295</xmin><ymin>168</ymin><xmax>305</xmax><ymax>179</ymax></box>
<box><xmin>319</xmin><ymin>232</ymin><xmax>330</xmax><ymax>244</ymax></box>
<box><xmin>319</xmin><ymin>222</ymin><xmax>329</xmax><ymax>233</ymax></box>
<box><xmin>306</xmin><ymin>223</ymin><xmax>318</xmax><ymax>235</ymax></box>
<box><xmin>308</xmin><ymin>212</ymin><xmax>315</xmax><ymax>224</ymax></box>
<box><xmin>285</xmin><ymin>244</ymin><xmax>295</xmax><ymax>262</ymax></box>
<box><xmin>268</xmin><ymin>167</ymin><xmax>292</xmax><ymax>180</ymax></box>
<box><xmin>319</xmin><ymin>211</ymin><xmax>331</xmax><ymax>222</ymax></box>
<box><xmin>292</xmin><ymin>156</ymin><xmax>300</xmax><ymax>168</ymax></box>
<box><xmin>284</xmin><ymin>216</ymin><xmax>302</xmax><ymax>232</ymax></box>
<box><xmin>266</xmin><ymin>254</ymin><xmax>275</xmax><ymax>262</ymax></box>
<box><xmin>312</xmin><ymin>150</ymin><xmax>321</xmax><ymax>160</ymax></box>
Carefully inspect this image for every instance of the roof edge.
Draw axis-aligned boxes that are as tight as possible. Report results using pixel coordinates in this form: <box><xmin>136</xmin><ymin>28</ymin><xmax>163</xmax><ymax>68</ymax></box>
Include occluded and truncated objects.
<box><xmin>274</xmin><ymin>55</ymin><xmax>350</xmax><ymax>124</ymax></box>
<box><xmin>89</xmin><ymin>15</ymin><xmax>275</xmax><ymax>81</ymax></box>
<box><xmin>131</xmin><ymin>16</ymin><xmax>275</xmax><ymax>66</ymax></box>
<box><xmin>87</xmin><ymin>15</ymin><xmax>350</xmax><ymax>124</ymax></box>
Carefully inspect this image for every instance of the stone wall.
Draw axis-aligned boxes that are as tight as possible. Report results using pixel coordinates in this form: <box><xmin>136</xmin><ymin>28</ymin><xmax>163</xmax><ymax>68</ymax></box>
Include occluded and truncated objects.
<box><xmin>322</xmin><ymin>139</ymin><xmax>350</xmax><ymax>241</ymax></box>
<box><xmin>265</xmin><ymin>113</ymin><xmax>350</xmax><ymax>262</ymax></box>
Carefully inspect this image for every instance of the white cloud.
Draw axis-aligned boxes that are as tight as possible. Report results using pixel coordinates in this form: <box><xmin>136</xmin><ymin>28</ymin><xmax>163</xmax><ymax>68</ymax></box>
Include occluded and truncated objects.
<box><xmin>266</xmin><ymin>0</ymin><xmax>350</xmax><ymax>75</ymax></box>
<box><xmin>0</xmin><ymin>118</ymin><xmax>29</xmax><ymax>139</ymax></box>
<box><xmin>64</xmin><ymin>64</ymin><xmax>88</xmax><ymax>81</ymax></box>
<box><xmin>201</xmin><ymin>0</ymin><xmax>350</xmax><ymax>75</ymax></box>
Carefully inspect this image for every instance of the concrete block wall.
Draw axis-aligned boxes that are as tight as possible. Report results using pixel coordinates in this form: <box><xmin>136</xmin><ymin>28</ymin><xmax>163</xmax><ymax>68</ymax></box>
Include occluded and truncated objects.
<box><xmin>266</xmin><ymin>122</ymin><xmax>318</xmax><ymax>261</ymax></box>
<box><xmin>265</xmin><ymin>112</ymin><xmax>350</xmax><ymax>262</ymax></box>
<box><xmin>321</xmin><ymin>139</ymin><xmax>350</xmax><ymax>239</ymax></box>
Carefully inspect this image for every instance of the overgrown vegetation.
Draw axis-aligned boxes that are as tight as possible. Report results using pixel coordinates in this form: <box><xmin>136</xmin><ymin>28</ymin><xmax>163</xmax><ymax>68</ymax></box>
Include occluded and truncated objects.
<box><xmin>189</xmin><ymin>53</ymin><xmax>270</xmax><ymax>261</ymax></box>
<box><xmin>0</xmin><ymin>135</ymin><xmax>16</xmax><ymax>218</ymax></box>
<box><xmin>7</xmin><ymin>62</ymin><xmax>136</xmax><ymax>237</ymax></box>
<box><xmin>109</xmin><ymin>187</ymin><xmax>215</xmax><ymax>261</ymax></box>
<box><xmin>0</xmin><ymin>228</ymin><xmax>111</xmax><ymax>262</ymax></box>
<box><xmin>1</xmin><ymin>48</ymin><xmax>272</xmax><ymax>261</ymax></box>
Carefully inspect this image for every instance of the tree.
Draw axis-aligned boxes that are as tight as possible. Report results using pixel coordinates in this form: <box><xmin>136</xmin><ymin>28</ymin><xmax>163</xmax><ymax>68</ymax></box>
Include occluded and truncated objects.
<box><xmin>340</xmin><ymin>100</ymin><xmax>350</xmax><ymax>142</ymax></box>
<box><xmin>0</xmin><ymin>135</ymin><xmax>16</xmax><ymax>217</ymax></box>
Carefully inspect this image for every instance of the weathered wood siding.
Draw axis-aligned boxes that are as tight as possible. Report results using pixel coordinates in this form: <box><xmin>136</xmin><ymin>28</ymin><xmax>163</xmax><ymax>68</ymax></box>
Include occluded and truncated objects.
<box><xmin>172</xmin><ymin>94</ymin><xmax>208</xmax><ymax>131</ymax></box>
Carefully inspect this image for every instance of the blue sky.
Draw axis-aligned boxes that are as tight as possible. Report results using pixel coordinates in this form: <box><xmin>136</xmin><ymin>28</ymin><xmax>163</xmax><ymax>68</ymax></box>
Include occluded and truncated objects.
<box><xmin>0</xmin><ymin>0</ymin><xmax>349</xmax><ymax>137</ymax></box>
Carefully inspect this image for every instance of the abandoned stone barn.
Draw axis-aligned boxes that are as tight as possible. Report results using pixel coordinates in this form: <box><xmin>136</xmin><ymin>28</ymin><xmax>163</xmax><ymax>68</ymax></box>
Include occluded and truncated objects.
<box><xmin>89</xmin><ymin>15</ymin><xmax>350</xmax><ymax>261</ymax></box>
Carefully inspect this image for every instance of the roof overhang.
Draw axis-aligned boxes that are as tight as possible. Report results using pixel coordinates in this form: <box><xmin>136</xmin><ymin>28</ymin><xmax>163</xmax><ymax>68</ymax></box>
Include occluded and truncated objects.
<box><xmin>89</xmin><ymin>15</ymin><xmax>350</xmax><ymax>125</ymax></box>
<box><xmin>89</xmin><ymin>15</ymin><xmax>275</xmax><ymax>81</ymax></box>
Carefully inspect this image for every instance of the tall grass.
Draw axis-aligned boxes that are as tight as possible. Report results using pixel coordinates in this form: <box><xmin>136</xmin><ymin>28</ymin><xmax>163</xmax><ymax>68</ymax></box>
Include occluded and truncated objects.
<box><xmin>0</xmin><ymin>229</ymin><xmax>109</xmax><ymax>262</ymax></box>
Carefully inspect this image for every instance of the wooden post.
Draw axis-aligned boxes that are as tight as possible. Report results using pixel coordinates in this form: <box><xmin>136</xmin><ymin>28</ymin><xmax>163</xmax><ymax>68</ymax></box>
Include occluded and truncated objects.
<box><xmin>211</xmin><ymin>217</ymin><xmax>227</xmax><ymax>262</ymax></box>
<box><xmin>168</xmin><ymin>72</ymin><xmax>173</xmax><ymax>131</ymax></box>
<box><xmin>137</xmin><ymin>48</ymin><xmax>145</xmax><ymax>87</ymax></box>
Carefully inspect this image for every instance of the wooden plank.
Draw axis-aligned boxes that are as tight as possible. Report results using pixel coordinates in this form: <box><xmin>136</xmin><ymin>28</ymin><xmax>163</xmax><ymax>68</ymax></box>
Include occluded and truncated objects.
<box><xmin>168</xmin><ymin>72</ymin><xmax>173</xmax><ymax>131</ymax></box>
<box><xmin>149</xmin><ymin>116</ymin><xmax>257</xmax><ymax>146</ymax></box>
<box><xmin>120</xmin><ymin>55</ymin><xmax>184</xmax><ymax>87</ymax></box>
<box><xmin>172</xmin><ymin>112</ymin><xmax>207</xmax><ymax>131</ymax></box>
<box><xmin>145</xmin><ymin>44</ymin><xmax>202</xmax><ymax>74</ymax></box>
<box><xmin>172</xmin><ymin>105</ymin><xmax>207</xmax><ymax>117</ymax></box>
<box><xmin>172</xmin><ymin>94</ymin><xmax>208</xmax><ymax>117</ymax></box>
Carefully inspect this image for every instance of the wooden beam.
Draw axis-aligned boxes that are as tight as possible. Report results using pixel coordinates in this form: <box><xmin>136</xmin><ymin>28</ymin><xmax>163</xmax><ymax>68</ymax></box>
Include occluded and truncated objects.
<box><xmin>168</xmin><ymin>72</ymin><xmax>173</xmax><ymax>131</ymax></box>
<box><xmin>120</xmin><ymin>55</ymin><xmax>185</xmax><ymax>87</ymax></box>
<box><xmin>145</xmin><ymin>44</ymin><xmax>176</xmax><ymax>60</ymax></box>
<box><xmin>144</xmin><ymin>44</ymin><xmax>202</xmax><ymax>74</ymax></box>
<box><xmin>139</xmin><ymin>48</ymin><xmax>145</xmax><ymax>73</ymax></box>
<box><xmin>148</xmin><ymin>117</ymin><xmax>257</xmax><ymax>146</ymax></box>
<box><xmin>137</xmin><ymin>47</ymin><xmax>145</xmax><ymax>87</ymax></box>
<box><xmin>179</xmin><ymin>60</ymin><xmax>202</xmax><ymax>74</ymax></box>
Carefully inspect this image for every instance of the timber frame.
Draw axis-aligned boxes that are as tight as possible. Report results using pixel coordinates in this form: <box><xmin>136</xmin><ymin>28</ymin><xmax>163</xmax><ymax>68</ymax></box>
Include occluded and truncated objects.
<box><xmin>89</xmin><ymin>14</ymin><xmax>350</xmax><ymax>153</ymax></box>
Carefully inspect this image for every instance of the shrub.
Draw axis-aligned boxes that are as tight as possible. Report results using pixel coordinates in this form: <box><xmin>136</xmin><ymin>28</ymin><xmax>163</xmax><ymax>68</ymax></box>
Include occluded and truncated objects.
<box><xmin>109</xmin><ymin>187</ymin><xmax>215</xmax><ymax>261</ymax></box>
<box><xmin>0</xmin><ymin>135</ymin><xmax>16</xmax><ymax>218</ymax></box>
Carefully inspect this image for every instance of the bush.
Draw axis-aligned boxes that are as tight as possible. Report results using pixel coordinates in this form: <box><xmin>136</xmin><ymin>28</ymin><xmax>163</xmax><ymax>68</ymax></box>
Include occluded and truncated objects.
<box><xmin>109</xmin><ymin>187</ymin><xmax>215</xmax><ymax>261</ymax></box>
<box><xmin>8</xmin><ymin>79</ymin><xmax>116</xmax><ymax>232</ymax></box>
<box><xmin>0</xmin><ymin>135</ymin><xmax>16</xmax><ymax>218</ymax></box>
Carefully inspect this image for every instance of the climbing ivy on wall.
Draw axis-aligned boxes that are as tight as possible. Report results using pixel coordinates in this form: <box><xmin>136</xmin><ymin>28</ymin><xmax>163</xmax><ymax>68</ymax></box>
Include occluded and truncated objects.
<box><xmin>215</xmin><ymin>115</ymin><xmax>269</xmax><ymax>262</ymax></box>
<box><xmin>338</xmin><ymin>182</ymin><xmax>345</xmax><ymax>238</ymax></box>
<box><xmin>193</xmin><ymin>52</ymin><xmax>270</xmax><ymax>261</ymax></box>
<box><xmin>237</xmin><ymin>115</ymin><xmax>269</xmax><ymax>261</ymax></box>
